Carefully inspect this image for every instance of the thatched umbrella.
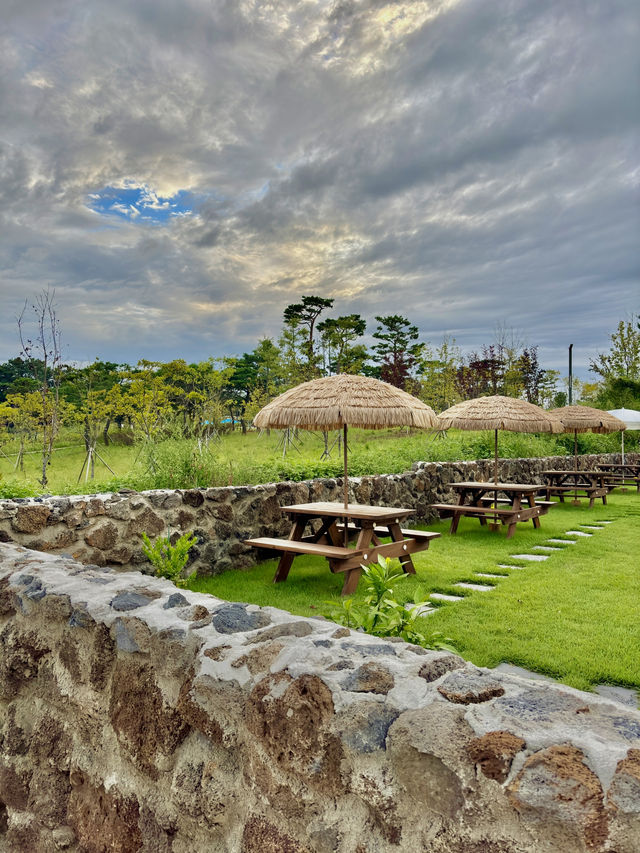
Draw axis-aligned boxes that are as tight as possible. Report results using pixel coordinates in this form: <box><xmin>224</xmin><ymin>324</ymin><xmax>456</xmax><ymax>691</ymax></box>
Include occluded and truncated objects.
<box><xmin>549</xmin><ymin>405</ymin><xmax>626</xmax><ymax>470</ymax></box>
<box><xmin>253</xmin><ymin>374</ymin><xmax>440</xmax><ymax>510</ymax></box>
<box><xmin>438</xmin><ymin>395</ymin><xmax>563</xmax><ymax>486</ymax></box>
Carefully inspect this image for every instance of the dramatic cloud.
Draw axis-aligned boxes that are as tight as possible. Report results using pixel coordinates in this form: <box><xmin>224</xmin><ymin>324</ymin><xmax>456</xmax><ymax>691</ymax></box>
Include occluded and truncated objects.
<box><xmin>1</xmin><ymin>0</ymin><xmax>638</xmax><ymax>376</ymax></box>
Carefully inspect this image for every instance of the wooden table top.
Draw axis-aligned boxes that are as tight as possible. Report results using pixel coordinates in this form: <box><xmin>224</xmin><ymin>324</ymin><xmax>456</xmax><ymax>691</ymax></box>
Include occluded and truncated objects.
<box><xmin>451</xmin><ymin>481</ymin><xmax>542</xmax><ymax>492</ymax></box>
<box><xmin>597</xmin><ymin>462</ymin><xmax>640</xmax><ymax>469</ymax></box>
<box><xmin>281</xmin><ymin>502</ymin><xmax>414</xmax><ymax>520</ymax></box>
<box><xmin>542</xmin><ymin>470</ymin><xmax>608</xmax><ymax>476</ymax></box>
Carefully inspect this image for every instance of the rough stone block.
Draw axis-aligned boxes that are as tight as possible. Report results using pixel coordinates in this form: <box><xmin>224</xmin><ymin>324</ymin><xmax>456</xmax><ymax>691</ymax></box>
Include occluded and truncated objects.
<box><xmin>84</xmin><ymin>522</ymin><xmax>118</xmax><ymax>550</ymax></box>
<box><xmin>109</xmin><ymin>659</ymin><xmax>190</xmax><ymax>776</ymax></box>
<box><xmin>67</xmin><ymin>775</ymin><xmax>143</xmax><ymax>853</ymax></box>
<box><xmin>241</xmin><ymin>815</ymin><xmax>311</xmax><ymax>853</ymax></box>
<box><xmin>508</xmin><ymin>744</ymin><xmax>609</xmax><ymax>851</ymax></box>
<box><xmin>467</xmin><ymin>731</ymin><xmax>526</xmax><ymax>783</ymax></box>
<box><xmin>246</xmin><ymin>672</ymin><xmax>345</xmax><ymax>793</ymax></box>
<box><xmin>11</xmin><ymin>504</ymin><xmax>50</xmax><ymax>534</ymax></box>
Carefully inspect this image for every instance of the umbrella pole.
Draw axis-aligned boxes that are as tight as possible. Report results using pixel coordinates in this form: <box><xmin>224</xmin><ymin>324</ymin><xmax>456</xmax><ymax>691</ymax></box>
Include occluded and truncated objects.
<box><xmin>343</xmin><ymin>423</ymin><xmax>349</xmax><ymax>546</ymax></box>
<box><xmin>572</xmin><ymin>429</ymin><xmax>580</xmax><ymax>505</ymax></box>
<box><xmin>490</xmin><ymin>429</ymin><xmax>499</xmax><ymax>532</ymax></box>
<box><xmin>622</xmin><ymin>430</ymin><xmax>625</xmax><ymax>465</ymax></box>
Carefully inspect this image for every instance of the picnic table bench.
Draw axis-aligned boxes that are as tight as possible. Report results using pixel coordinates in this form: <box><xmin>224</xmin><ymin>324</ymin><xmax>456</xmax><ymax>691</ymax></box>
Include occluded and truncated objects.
<box><xmin>431</xmin><ymin>481</ymin><xmax>553</xmax><ymax>539</ymax></box>
<box><xmin>541</xmin><ymin>470</ymin><xmax>610</xmax><ymax>508</ymax></box>
<box><xmin>246</xmin><ymin>502</ymin><xmax>440</xmax><ymax>595</ymax></box>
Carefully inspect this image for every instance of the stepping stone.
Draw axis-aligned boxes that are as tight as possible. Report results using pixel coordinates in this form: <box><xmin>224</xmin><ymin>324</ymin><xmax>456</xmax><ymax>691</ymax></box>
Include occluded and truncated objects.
<box><xmin>547</xmin><ymin>538</ymin><xmax>576</xmax><ymax>544</ymax></box>
<box><xmin>532</xmin><ymin>545</ymin><xmax>562</xmax><ymax>551</ymax></box>
<box><xmin>595</xmin><ymin>520</ymin><xmax>613</xmax><ymax>523</ymax></box>
<box><xmin>510</xmin><ymin>553</ymin><xmax>549</xmax><ymax>561</ymax></box>
<box><xmin>455</xmin><ymin>582</ymin><xmax>494</xmax><ymax>591</ymax></box>
<box><xmin>429</xmin><ymin>592</ymin><xmax>464</xmax><ymax>602</ymax></box>
<box><xmin>579</xmin><ymin>525</ymin><xmax>604</xmax><ymax>530</ymax></box>
<box><xmin>404</xmin><ymin>602</ymin><xmax>435</xmax><ymax>616</ymax></box>
<box><xmin>565</xmin><ymin>530</ymin><xmax>592</xmax><ymax>537</ymax></box>
<box><xmin>497</xmin><ymin>564</ymin><xmax>526</xmax><ymax>570</ymax></box>
<box><xmin>475</xmin><ymin>572</ymin><xmax>505</xmax><ymax>579</ymax></box>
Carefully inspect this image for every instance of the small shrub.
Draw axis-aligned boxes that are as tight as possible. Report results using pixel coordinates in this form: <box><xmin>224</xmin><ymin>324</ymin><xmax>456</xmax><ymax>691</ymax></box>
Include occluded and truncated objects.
<box><xmin>141</xmin><ymin>529</ymin><xmax>197</xmax><ymax>588</ymax></box>
<box><xmin>324</xmin><ymin>556</ymin><xmax>456</xmax><ymax>651</ymax></box>
<box><xmin>0</xmin><ymin>476</ymin><xmax>36</xmax><ymax>499</ymax></box>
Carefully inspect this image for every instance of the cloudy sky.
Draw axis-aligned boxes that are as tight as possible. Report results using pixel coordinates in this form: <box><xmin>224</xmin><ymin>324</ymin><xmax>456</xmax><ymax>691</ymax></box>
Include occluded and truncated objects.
<box><xmin>1</xmin><ymin>0</ymin><xmax>638</xmax><ymax>377</ymax></box>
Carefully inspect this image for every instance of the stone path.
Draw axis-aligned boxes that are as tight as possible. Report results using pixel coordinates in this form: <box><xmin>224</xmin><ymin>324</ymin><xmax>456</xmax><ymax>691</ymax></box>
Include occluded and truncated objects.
<box><xmin>422</xmin><ymin>519</ymin><xmax>614</xmax><ymax>615</ymax></box>
<box><xmin>509</xmin><ymin>553</ymin><xmax>548</xmax><ymax>561</ymax></box>
<box><xmin>419</xmin><ymin>519</ymin><xmax>625</xmax><ymax>701</ymax></box>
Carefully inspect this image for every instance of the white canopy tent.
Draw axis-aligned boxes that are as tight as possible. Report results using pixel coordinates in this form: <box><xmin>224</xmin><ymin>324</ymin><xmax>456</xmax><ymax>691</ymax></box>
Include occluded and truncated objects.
<box><xmin>607</xmin><ymin>408</ymin><xmax>640</xmax><ymax>463</ymax></box>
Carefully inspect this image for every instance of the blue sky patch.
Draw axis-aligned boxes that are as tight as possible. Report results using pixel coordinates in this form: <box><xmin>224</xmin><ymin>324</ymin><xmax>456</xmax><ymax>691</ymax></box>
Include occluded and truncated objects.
<box><xmin>87</xmin><ymin>182</ymin><xmax>195</xmax><ymax>224</ymax></box>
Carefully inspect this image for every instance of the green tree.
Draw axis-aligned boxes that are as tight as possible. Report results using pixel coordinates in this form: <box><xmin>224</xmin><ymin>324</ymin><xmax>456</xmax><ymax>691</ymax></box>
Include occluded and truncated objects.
<box><xmin>515</xmin><ymin>347</ymin><xmax>545</xmax><ymax>404</ymax></box>
<box><xmin>278</xmin><ymin>321</ymin><xmax>307</xmax><ymax>386</ymax></box>
<box><xmin>590</xmin><ymin>319</ymin><xmax>640</xmax><ymax>382</ymax></box>
<box><xmin>318</xmin><ymin>314</ymin><xmax>367</xmax><ymax>374</ymax></box>
<box><xmin>157</xmin><ymin>359</ymin><xmax>209</xmax><ymax>436</ymax></box>
<box><xmin>122</xmin><ymin>361</ymin><xmax>174</xmax><ymax>441</ymax></box>
<box><xmin>372</xmin><ymin>315</ymin><xmax>424</xmax><ymax>390</ymax></box>
<box><xmin>222</xmin><ymin>352</ymin><xmax>262</xmax><ymax>433</ymax></box>
<box><xmin>0</xmin><ymin>357</ymin><xmax>40</xmax><ymax>402</ymax></box>
<box><xmin>283</xmin><ymin>295</ymin><xmax>334</xmax><ymax>378</ymax></box>
<box><xmin>17</xmin><ymin>289</ymin><xmax>64</xmax><ymax>486</ymax></box>
<box><xmin>419</xmin><ymin>336</ymin><xmax>461</xmax><ymax>411</ymax></box>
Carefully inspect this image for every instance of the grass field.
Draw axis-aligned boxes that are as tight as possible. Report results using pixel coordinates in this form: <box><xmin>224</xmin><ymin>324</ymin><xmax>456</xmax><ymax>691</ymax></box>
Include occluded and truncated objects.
<box><xmin>0</xmin><ymin>423</ymin><xmax>632</xmax><ymax>497</ymax></box>
<box><xmin>189</xmin><ymin>491</ymin><xmax>640</xmax><ymax>695</ymax></box>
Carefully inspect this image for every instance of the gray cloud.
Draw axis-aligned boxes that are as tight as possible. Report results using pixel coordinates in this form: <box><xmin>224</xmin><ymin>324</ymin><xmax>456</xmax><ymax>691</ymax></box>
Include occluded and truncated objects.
<box><xmin>0</xmin><ymin>0</ymin><xmax>638</xmax><ymax>378</ymax></box>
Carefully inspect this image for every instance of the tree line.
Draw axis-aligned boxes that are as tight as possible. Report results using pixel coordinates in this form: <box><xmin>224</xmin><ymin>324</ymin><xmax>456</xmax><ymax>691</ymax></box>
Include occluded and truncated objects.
<box><xmin>0</xmin><ymin>290</ymin><xmax>638</xmax><ymax>486</ymax></box>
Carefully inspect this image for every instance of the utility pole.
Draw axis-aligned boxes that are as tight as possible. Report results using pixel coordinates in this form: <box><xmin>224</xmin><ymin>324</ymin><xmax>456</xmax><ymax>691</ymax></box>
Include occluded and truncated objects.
<box><xmin>568</xmin><ymin>344</ymin><xmax>573</xmax><ymax>405</ymax></box>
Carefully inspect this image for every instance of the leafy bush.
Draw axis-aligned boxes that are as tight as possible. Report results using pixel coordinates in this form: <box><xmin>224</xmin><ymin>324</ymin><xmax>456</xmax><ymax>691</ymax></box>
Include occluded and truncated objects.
<box><xmin>141</xmin><ymin>530</ymin><xmax>197</xmax><ymax>587</ymax></box>
<box><xmin>0</xmin><ymin>476</ymin><xmax>36</xmax><ymax>498</ymax></box>
<box><xmin>324</xmin><ymin>556</ymin><xmax>456</xmax><ymax>651</ymax></box>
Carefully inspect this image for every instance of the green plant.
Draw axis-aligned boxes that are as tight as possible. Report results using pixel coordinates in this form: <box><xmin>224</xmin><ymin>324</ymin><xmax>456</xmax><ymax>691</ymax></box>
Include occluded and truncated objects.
<box><xmin>0</xmin><ymin>475</ymin><xmax>36</xmax><ymax>499</ymax></box>
<box><xmin>324</xmin><ymin>556</ymin><xmax>455</xmax><ymax>650</ymax></box>
<box><xmin>141</xmin><ymin>529</ymin><xmax>197</xmax><ymax>588</ymax></box>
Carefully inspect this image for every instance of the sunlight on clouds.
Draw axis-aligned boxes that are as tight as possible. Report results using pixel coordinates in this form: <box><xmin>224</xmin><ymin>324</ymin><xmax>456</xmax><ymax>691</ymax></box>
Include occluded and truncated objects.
<box><xmin>24</xmin><ymin>73</ymin><xmax>54</xmax><ymax>89</ymax></box>
<box><xmin>320</xmin><ymin>0</ymin><xmax>462</xmax><ymax>76</ymax></box>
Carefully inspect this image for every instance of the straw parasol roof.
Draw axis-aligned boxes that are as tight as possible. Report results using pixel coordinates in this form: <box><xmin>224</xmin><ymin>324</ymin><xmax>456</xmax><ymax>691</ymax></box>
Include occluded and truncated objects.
<box><xmin>548</xmin><ymin>405</ymin><xmax>626</xmax><ymax>434</ymax></box>
<box><xmin>254</xmin><ymin>374</ymin><xmax>439</xmax><ymax>431</ymax></box>
<box><xmin>254</xmin><ymin>374</ymin><xmax>440</xmax><ymax>510</ymax></box>
<box><xmin>438</xmin><ymin>395</ymin><xmax>564</xmax><ymax>434</ymax></box>
<box><xmin>549</xmin><ymin>405</ymin><xmax>626</xmax><ymax>477</ymax></box>
<box><xmin>438</xmin><ymin>395</ymin><xmax>562</xmax><ymax>491</ymax></box>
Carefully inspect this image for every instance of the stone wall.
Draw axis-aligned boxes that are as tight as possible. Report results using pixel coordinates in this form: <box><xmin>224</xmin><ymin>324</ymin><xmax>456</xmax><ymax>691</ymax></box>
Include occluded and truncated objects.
<box><xmin>0</xmin><ymin>543</ymin><xmax>638</xmax><ymax>852</ymax></box>
<box><xmin>0</xmin><ymin>453</ymin><xmax>633</xmax><ymax>578</ymax></box>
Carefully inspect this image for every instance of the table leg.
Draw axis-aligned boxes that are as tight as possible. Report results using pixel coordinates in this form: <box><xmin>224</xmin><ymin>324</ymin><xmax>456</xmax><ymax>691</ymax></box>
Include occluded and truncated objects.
<box><xmin>450</xmin><ymin>510</ymin><xmax>461</xmax><ymax>535</ymax></box>
<box><xmin>388</xmin><ymin>522</ymin><xmax>416</xmax><ymax>574</ymax></box>
<box><xmin>273</xmin><ymin>551</ymin><xmax>296</xmax><ymax>583</ymax></box>
<box><xmin>341</xmin><ymin>567</ymin><xmax>362</xmax><ymax>596</ymax></box>
<box><xmin>524</xmin><ymin>494</ymin><xmax>540</xmax><ymax>529</ymax></box>
<box><xmin>273</xmin><ymin>517</ymin><xmax>306</xmax><ymax>584</ymax></box>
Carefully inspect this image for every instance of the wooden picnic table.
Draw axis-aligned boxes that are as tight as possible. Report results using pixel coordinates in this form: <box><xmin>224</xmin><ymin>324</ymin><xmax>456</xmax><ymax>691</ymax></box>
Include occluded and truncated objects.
<box><xmin>245</xmin><ymin>501</ymin><xmax>440</xmax><ymax>595</ymax></box>
<box><xmin>541</xmin><ymin>470</ymin><xmax>610</xmax><ymax>507</ymax></box>
<box><xmin>431</xmin><ymin>481</ymin><xmax>553</xmax><ymax>539</ymax></box>
<box><xmin>596</xmin><ymin>462</ymin><xmax>640</xmax><ymax>491</ymax></box>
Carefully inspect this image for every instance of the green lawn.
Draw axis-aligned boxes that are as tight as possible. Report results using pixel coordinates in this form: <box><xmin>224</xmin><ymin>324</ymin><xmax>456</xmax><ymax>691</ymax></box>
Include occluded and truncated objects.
<box><xmin>189</xmin><ymin>491</ymin><xmax>640</xmax><ymax>695</ymax></box>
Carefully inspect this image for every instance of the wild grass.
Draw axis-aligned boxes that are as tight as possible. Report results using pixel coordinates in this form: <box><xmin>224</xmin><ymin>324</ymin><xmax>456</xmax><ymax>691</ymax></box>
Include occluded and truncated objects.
<box><xmin>188</xmin><ymin>492</ymin><xmax>640</xmax><ymax>694</ymax></box>
<box><xmin>0</xmin><ymin>424</ymin><xmax>633</xmax><ymax>497</ymax></box>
